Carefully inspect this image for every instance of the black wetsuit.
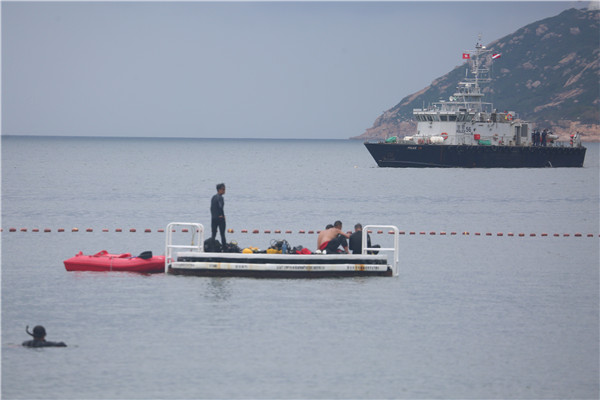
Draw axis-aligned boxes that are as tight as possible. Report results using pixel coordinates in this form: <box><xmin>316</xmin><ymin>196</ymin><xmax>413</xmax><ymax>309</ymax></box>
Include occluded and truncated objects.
<box><xmin>22</xmin><ymin>339</ymin><xmax>66</xmax><ymax>347</ymax></box>
<box><xmin>541</xmin><ymin>130</ymin><xmax>547</xmax><ymax>146</ymax></box>
<box><xmin>349</xmin><ymin>231</ymin><xmax>372</xmax><ymax>254</ymax></box>
<box><xmin>324</xmin><ymin>235</ymin><xmax>348</xmax><ymax>254</ymax></box>
<box><xmin>210</xmin><ymin>193</ymin><xmax>226</xmax><ymax>245</ymax></box>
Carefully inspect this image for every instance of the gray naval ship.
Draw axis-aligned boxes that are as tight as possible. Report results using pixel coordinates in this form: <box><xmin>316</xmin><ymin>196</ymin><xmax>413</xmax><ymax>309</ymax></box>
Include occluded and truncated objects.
<box><xmin>364</xmin><ymin>38</ymin><xmax>587</xmax><ymax>168</ymax></box>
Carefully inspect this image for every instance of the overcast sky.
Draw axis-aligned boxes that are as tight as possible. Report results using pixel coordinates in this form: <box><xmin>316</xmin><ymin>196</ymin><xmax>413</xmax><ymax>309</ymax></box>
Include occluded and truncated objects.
<box><xmin>1</xmin><ymin>1</ymin><xmax>585</xmax><ymax>139</ymax></box>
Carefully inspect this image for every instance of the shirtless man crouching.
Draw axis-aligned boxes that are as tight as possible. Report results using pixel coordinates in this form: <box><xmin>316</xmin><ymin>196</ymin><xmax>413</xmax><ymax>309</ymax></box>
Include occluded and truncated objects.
<box><xmin>317</xmin><ymin>220</ymin><xmax>350</xmax><ymax>254</ymax></box>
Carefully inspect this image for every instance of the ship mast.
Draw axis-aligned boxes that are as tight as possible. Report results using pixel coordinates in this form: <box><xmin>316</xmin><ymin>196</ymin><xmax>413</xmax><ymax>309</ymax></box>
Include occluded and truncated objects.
<box><xmin>457</xmin><ymin>34</ymin><xmax>492</xmax><ymax>114</ymax></box>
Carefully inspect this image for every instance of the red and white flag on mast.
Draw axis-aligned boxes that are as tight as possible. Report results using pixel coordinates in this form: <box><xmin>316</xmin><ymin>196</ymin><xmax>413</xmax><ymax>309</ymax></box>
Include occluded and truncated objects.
<box><xmin>462</xmin><ymin>53</ymin><xmax>470</xmax><ymax>59</ymax></box>
<box><xmin>492</xmin><ymin>53</ymin><xmax>501</xmax><ymax>59</ymax></box>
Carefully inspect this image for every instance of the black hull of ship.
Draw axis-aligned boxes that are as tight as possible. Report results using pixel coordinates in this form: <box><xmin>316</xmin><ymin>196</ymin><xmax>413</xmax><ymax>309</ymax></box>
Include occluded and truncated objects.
<box><xmin>364</xmin><ymin>143</ymin><xmax>586</xmax><ymax>168</ymax></box>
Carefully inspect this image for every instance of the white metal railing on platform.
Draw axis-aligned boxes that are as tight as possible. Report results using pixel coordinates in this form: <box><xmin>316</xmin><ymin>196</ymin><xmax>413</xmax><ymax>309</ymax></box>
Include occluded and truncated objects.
<box><xmin>362</xmin><ymin>225</ymin><xmax>400</xmax><ymax>276</ymax></box>
<box><xmin>165</xmin><ymin>222</ymin><xmax>204</xmax><ymax>273</ymax></box>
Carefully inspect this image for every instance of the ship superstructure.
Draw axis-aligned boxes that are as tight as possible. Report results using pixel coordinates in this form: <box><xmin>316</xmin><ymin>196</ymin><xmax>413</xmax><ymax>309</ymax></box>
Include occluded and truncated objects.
<box><xmin>409</xmin><ymin>38</ymin><xmax>529</xmax><ymax>147</ymax></box>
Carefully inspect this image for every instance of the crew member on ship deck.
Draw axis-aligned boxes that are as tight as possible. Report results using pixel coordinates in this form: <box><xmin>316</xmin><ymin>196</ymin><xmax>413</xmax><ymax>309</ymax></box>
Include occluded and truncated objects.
<box><xmin>541</xmin><ymin>129</ymin><xmax>548</xmax><ymax>146</ymax></box>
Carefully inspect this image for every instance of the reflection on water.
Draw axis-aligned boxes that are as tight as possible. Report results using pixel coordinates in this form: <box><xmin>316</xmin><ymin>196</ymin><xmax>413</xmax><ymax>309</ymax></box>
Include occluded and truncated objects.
<box><xmin>205</xmin><ymin>278</ymin><xmax>233</xmax><ymax>301</ymax></box>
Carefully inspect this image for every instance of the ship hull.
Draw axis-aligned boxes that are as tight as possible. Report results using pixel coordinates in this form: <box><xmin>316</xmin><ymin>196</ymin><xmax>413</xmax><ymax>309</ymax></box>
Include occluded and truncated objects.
<box><xmin>364</xmin><ymin>143</ymin><xmax>586</xmax><ymax>168</ymax></box>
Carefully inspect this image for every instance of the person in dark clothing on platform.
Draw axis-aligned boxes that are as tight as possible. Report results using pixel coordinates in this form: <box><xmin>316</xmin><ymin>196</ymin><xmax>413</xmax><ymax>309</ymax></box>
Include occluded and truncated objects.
<box><xmin>210</xmin><ymin>183</ymin><xmax>226</xmax><ymax>246</ymax></box>
<box><xmin>22</xmin><ymin>325</ymin><xmax>66</xmax><ymax>348</ymax></box>
<box><xmin>349</xmin><ymin>223</ymin><xmax>372</xmax><ymax>254</ymax></box>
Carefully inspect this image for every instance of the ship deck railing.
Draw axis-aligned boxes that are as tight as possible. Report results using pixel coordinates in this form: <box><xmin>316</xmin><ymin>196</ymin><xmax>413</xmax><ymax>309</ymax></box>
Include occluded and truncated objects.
<box><xmin>375</xmin><ymin>135</ymin><xmax>580</xmax><ymax>148</ymax></box>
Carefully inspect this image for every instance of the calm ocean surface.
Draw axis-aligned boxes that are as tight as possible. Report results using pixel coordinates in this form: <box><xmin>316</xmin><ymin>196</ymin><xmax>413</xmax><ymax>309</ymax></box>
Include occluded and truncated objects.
<box><xmin>2</xmin><ymin>136</ymin><xmax>599</xmax><ymax>399</ymax></box>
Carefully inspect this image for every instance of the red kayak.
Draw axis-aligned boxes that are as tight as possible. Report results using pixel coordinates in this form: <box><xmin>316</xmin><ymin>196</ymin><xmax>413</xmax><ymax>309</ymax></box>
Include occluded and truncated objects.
<box><xmin>64</xmin><ymin>250</ymin><xmax>165</xmax><ymax>273</ymax></box>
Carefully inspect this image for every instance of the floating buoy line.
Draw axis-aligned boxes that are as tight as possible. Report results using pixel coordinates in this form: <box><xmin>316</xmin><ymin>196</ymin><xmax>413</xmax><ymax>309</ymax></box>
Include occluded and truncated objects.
<box><xmin>2</xmin><ymin>227</ymin><xmax>598</xmax><ymax>238</ymax></box>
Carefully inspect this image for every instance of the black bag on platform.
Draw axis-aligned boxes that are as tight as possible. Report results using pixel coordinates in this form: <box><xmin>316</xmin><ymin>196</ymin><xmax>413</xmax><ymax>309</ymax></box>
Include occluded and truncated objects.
<box><xmin>204</xmin><ymin>238</ymin><xmax>221</xmax><ymax>252</ymax></box>
<box><xmin>223</xmin><ymin>242</ymin><xmax>242</xmax><ymax>253</ymax></box>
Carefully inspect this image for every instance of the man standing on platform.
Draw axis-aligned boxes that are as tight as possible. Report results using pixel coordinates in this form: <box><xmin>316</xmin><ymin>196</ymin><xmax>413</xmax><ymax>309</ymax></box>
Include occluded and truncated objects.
<box><xmin>210</xmin><ymin>183</ymin><xmax>226</xmax><ymax>246</ymax></box>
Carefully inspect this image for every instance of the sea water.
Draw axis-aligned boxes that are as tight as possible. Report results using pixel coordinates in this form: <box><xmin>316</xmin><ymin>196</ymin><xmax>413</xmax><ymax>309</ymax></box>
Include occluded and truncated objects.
<box><xmin>2</xmin><ymin>136</ymin><xmax>599</xmax><ymax>399</ymax></box>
